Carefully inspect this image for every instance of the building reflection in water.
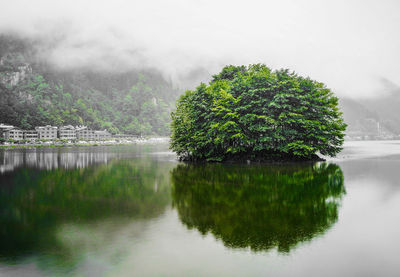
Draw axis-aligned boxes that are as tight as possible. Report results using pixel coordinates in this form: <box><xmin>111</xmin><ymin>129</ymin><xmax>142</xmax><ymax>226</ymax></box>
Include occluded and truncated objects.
<box><xmin>0</xmin><ymin>148</ymin><xmax>124</xmax><ymax>173</ymax></box>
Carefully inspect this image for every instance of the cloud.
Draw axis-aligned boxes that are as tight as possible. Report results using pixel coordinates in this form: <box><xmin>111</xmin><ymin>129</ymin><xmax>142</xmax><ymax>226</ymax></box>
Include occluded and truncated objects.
<box><xmin>1</xmin><ymin>0</ymin><xmax>399</xmax><ymax>98</ymax></box>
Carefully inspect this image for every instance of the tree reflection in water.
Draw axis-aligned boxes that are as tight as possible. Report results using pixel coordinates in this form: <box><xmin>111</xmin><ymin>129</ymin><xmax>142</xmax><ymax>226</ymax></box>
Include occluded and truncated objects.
<box><xmin>171</xmin><ymin>162</ymin><xmax>345</xmax><ymax>253</ymax></box>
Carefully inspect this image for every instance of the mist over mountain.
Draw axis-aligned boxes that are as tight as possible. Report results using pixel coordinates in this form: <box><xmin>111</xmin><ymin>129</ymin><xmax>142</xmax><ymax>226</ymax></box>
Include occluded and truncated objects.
<box><xmin>0</xmin><ymin>34</ymin><xmax>180</xmax><ymax>135</ymax></box>
<box><xmin>339</xmin><ymin>88</ymin><xmax>400</xmax><ymax>139</ymax></box>
<box><xmin>1</xmin><ymin>32</ymin><xmax>400</xmax><ymax>139</ymax></box>
<box><xmin>2</xmin><ymin>0</ymin><xmax>400</xmax><ymax>99</ymax></box>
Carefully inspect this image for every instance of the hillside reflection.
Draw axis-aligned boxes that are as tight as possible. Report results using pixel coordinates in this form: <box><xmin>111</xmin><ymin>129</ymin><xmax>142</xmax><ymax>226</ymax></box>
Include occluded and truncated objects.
<box><xmin>0</xmin><ymin>158</ymin><xmax>172</xmax><ymax>266</ymax></box>
<box><xmin>171</xmin><ymin>163</ymin><xmax>345</xmax><ymax>253</ymax></box>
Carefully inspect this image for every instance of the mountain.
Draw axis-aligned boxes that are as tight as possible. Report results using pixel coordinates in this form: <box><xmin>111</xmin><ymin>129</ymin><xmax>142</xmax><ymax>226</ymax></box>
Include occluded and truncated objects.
<box><xmin>0</xmin><ymin>34</ymin><xmax>181</xmax><ymax>136</ymax></box>
<box><xmin>339</xmin><ymin>89</ymin><xmax>400</xmax><ymax>139</ymax></box>
<box><xmin>1</xmin><ymin>34</ymin><xmax>400</xmax><ymax>139</ymax></box>
<box><xmin>361</xmin><ymin>83</ymin><xmax>400</xmax><ymax>135</ymax></box>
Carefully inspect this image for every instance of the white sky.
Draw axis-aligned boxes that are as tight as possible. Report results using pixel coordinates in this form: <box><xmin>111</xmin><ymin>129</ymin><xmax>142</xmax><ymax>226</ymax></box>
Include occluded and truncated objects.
<box><xmin>1</xmin><ymin>0</ymin><xmax>399</xmax><ymax>98</ymax></box>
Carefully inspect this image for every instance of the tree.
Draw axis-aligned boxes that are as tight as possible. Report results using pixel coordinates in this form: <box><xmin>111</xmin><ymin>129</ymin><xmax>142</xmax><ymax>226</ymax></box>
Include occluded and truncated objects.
<box><xmin>170</xmin><ymin>64</ymin><xmax>347</xmax><ymax>161</ymax></box>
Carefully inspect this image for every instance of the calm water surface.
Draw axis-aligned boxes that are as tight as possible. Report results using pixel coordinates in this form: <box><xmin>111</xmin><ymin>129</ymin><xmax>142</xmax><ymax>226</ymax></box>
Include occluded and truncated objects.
<box><xmin>0</xmin><ymin>142</ymin><xmax>399</xmax><ymax>276</ymax></box>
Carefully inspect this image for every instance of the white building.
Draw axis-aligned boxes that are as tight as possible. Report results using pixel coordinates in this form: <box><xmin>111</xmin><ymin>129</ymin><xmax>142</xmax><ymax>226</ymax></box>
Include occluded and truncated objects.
<box><xmin>0</xmin><ymin>124</ymin><xmax>14</xmax><ymax>138</ymax></box>
<box><xmin>76</xmin><ymin>126</ymin><xmax>96</xmax><ymax>140</ymax></box>
<box><xmin>35</xmin><ymin>125</ymin><xmax>58</xmax><ymax>139</ymax></box>
<box><xmin>23</xmin><ymin>130</ymin><xmax>38</xmax><ymax>140</ymax></box>
<box><xmin>58</xmin><ymin>125</ymin><xmax>76</xmax><ymax>140</ymax></box>
<box><xmin>4</xmin><ymin>128</ymin><xmax>24</xmax><ymax>140</ymax></box>
<box><xmin>94</xmin><ymin>130</ymin><xmax>111</xmax><ymax>140</ymax></box>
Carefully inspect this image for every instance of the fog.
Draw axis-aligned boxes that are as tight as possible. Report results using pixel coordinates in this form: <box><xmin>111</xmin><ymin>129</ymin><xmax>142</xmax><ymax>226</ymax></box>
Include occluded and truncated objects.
<box><xmin>1</xmin><ymin>0</ymin><xmax>399</xmax><ymax>98</ymax></box>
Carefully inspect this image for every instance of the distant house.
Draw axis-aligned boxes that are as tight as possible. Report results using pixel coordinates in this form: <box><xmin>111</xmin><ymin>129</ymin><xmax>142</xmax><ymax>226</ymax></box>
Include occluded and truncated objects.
<box><xmin>94</xmin><ymin>130</ymin><xmax>111</xmax><ymax>140</ymax></box>
<box><xmin>76</xmin><ymin>126</ymin><xmax>96</xmax><ymax>140</ymax></box>
<box><xmin>4</xmin><ymin>128</ymin><xmax>24</xmax><ymax>140</ymax></box>
<box><xmin>58</xmin><ymin>125</ymin><xmax>76</xmax><ymax>140</ymax></box>
<box><xmin>35</xmin><ymin>125</ymin><xmax>58</xmax><ymax>139</ymax></box>
<box><xmin>23</xmin><ymin>130</ymin><xmax>38</xmax><ymax>140</ymax></box>
<box><xmin>1</xmin><ymin>123</ymin><xmax>112</xmax><ymax>142</ymax></box>
<box><xmin>0</xmin><ymin>124</ymin><xmax>14</xmax><ymax>138</ymax></box>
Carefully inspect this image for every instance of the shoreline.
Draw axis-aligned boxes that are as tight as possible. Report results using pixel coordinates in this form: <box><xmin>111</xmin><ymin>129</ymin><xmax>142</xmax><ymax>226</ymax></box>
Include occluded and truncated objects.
<box><xmin>325</xmin><ymin>140</ymin><xmax>400</xmax><ymax>162</ymax></box>
<box><xmin>0</xmin><ymin>137</ymin><xmax>170</xmax><ymax>150</ymax></box>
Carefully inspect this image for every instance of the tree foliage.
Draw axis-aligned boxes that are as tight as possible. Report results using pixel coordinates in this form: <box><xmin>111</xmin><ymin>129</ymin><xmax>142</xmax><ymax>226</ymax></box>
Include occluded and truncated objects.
<box><xmin>171</xmin><ymin>64</ymin><xmax>346</xmax><ymax>161</ymax></box>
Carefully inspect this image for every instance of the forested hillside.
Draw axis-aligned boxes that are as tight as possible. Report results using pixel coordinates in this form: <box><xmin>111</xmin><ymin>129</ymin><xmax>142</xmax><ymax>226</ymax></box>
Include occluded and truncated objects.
<box><xmin>0</xmin><ymin>35</ymin><xmax>181</xmax><ymax>135</ymax></box>
<box><xmin>2</xmin><ymin>34</ymin><xmax>400</xmax><ymax>139</ymax></box>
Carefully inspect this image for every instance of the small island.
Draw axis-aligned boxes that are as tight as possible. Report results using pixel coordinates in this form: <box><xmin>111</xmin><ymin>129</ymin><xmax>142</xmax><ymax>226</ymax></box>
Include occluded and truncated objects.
<box><xmin>170</xmin><ymin>64</ymin><xmax>347</xmax><ymax>162</ymax></box>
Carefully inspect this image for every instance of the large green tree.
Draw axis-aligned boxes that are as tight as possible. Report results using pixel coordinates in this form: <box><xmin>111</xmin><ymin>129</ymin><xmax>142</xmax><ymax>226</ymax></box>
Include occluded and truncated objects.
<box><xmin>171</xmin><ymin>64</ymin><xmax>346</xmax><ymax>161</ymax></box>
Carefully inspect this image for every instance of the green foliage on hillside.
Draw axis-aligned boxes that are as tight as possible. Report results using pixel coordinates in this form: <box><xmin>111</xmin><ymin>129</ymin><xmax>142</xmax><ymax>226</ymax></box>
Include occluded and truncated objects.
<box><xmin>171</xmin><ymin>64</ymin><xmax>347</xmax><ymax>161</ymax></box>
<box><xmin>0</xmin><ymin>35</ymin><xmax>180</xmax><ymax>135</ymax></box>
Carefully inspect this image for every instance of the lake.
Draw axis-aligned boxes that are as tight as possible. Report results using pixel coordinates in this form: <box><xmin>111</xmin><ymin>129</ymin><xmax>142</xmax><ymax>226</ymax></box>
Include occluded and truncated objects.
<box><xmin>0</xmin><ymin>141</ymin><xmax>399</xmax><ymax>276</ymax></box>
